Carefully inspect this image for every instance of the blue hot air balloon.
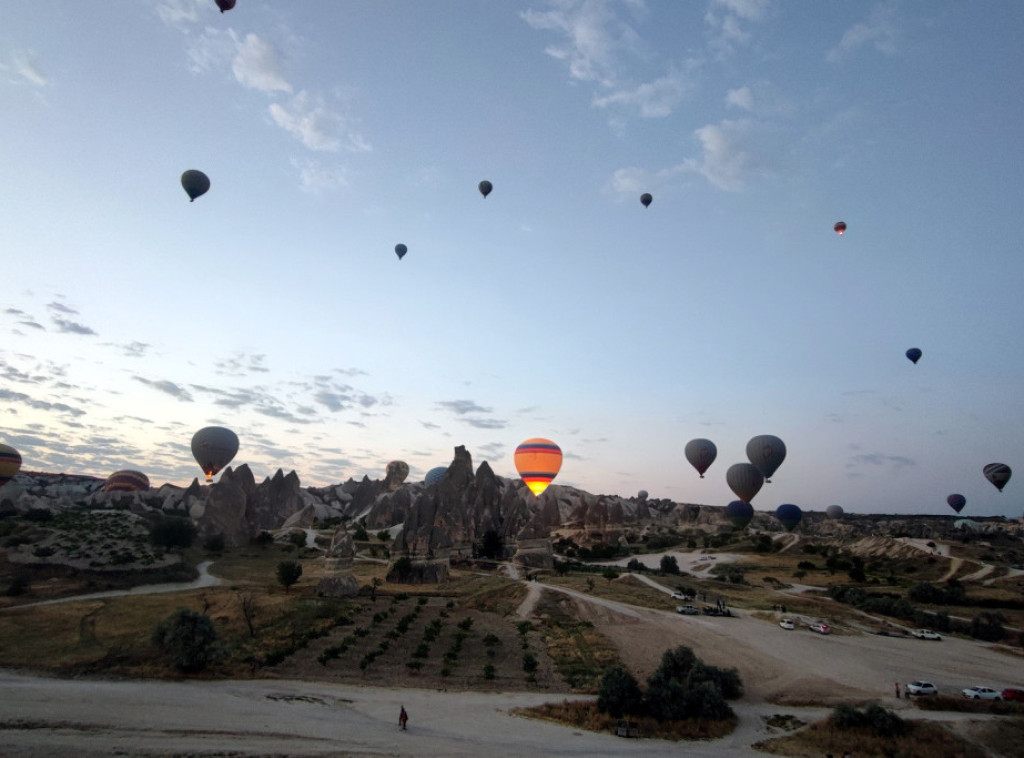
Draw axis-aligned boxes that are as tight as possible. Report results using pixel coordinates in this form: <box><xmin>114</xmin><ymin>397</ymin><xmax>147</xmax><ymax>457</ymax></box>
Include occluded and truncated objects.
<box><xmin>725</xmin><ymin>500</ymin><xmax>754</xmax><ymax>529</ymax></box>
<box><xmin>775</xmin><ymin>503</ymin><xmax>802</xmax><ymax>532</ymax></box>
<box><xmin>906</xmin><ymin>348</ymin><xmax>922</xmax><ymax>364</ymax></box>
<box><xmin>425</xmin><ymin>466</ymin><xmax>447</xmax><ymax>486</ymax></box>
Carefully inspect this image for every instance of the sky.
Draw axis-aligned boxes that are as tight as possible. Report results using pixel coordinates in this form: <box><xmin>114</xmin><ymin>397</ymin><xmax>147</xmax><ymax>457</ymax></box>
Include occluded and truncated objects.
<box><xmin>2</xmin><ymin>0</ymin><xmax>1023</xmax><ymax>519</ymax></box>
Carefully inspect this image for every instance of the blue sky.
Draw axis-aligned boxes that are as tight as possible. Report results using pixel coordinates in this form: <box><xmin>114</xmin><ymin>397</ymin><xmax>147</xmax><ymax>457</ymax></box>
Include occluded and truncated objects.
<box><xmin>2</xmin><ymin>0</ymin><xmax>1022</xmax><ymax>518</ymax></box>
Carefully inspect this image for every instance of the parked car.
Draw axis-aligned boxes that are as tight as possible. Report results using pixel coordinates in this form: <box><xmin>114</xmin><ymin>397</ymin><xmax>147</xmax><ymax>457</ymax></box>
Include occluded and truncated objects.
<box><xmin>906</xmin><ymin>681</ymin><xmax>938</xmax><ymax>696</ymax></box>
<box><xmin>1001</xmin><ymin>688</ymin><xmax>1024</xmax><ymax>702</ymax></box>
<box><xmin>912</xmin><ymin>629</ymin><xmax>942</xmax><ymax>640</ymax></box>
<box><xmin>809</xmin><ymin>622</ymin><xmax>831</xmax><ymax>634</ymax></box>
<box><xmin>676</xmin><ymin>605</ymin><xmax>700</xmax><ymax>615</ymax></box>
<box><xmin>671</xmin><ymin>591</ymin><xmax>693</xmax><ymax>601</ymax></box>
<box><xmin>779</xmin><ymin>618</ymin><xmax>795</xmax><ymax>630</ymax></box>
<box><xmin>962</xmin><ymin>686</ymin><xmax>1001</xmax><ymax>700</ymax></box>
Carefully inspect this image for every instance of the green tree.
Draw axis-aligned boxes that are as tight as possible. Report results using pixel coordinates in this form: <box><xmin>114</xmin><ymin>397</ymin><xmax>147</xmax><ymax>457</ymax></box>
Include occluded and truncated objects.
<box><xmin>597</xmin><ymin>665</ymin><xmax>644</xmax><ymax>718</ymax></box>
<box><xmin>602</xmin><ymin>567</ymin><xmax>619</xmax><ymax>584</ymax></box>
<box><xmin>660</xmin><ymin>555</ymin><xmax>679</xmax><ymax>574</ymax></box>
<box><xmin>353</xmin><ymin>524</ymin><xmax>369</xmax><ymax>541</ymax></box>
<box><xmin>149</xmin><ymin>518</ymin><xmax>196</xmax><ymax>550</ymax></box>
<box><xmin>152</xmin><ymin>608</ymin><xmax>222</xmax><ymax>673</ymax></box>
<box><xmin>276</xmin><ymin>560</ymin><xmax>303</xmax><ymax>592</ymax></box>
<box><xmin>478</xmin><ymin>530</ymin><xmax>504</xmax><ymax>560</ymax></box>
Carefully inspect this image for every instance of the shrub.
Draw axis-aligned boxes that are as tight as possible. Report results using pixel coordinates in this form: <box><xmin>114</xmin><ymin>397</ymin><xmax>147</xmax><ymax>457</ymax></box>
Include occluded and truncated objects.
<box><xmin>151</xmin><ymin>608</ymin><xmax>223</xmax><ymax>673</ymax></box>
<box><xmin>686</xmin><ymin>661</ymin><xmax>744</xmax><ymax>700</ymax></box>
<box><xmin>483</xmin><ymin>663</ymin><xmax>496</xmax><ymax>679</ymax></box>
<box><xmin>457</xmin><ymin>617</ymin><xmax>474</xmax><ymax>631</ymax></box>
<box><xmin>202</xmin><ymin>533</ymin><xmax>226</xmax><ymax>554</ymax></box>
<box><xmin>597</xmin><ymin>665</ymin><xmax>644</xmax><ymax>718</ymax></box>
<box><xmin>276</xmin><ymin>560</ymin><xmax>303</xmax><ymax>592</ymax></box>
<box><xmin>522</xmin><ymin>652</ymin><xmax>539</xmax><ymax>673</ymax></box>
<box><xmin>149</xmin><ymin>518</ymin><xmax>196</xmax><ymax>550</ymax></box>
<box><xmin>660</xmin><ymin>555</ymin><xmax>680</xmax><ymax>574</ymax></box>
<box><xmin>288</xmin><ymin>532</ymin><xmax>307</xmax><ymax>549</ymax></box>
<box><xmin>353</xmin><ymin>525</ymin><xmax>369</xmax><ymax>541</ymax></box>
<box><xmin>685</xmin><ymin>680</ymin><xmax>733</xmax><ymax>720</ymax></box>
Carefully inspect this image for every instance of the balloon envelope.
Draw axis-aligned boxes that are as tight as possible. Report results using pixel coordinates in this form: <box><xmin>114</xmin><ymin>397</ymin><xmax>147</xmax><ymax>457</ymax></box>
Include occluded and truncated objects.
<box><xmin>191</xmin><ymin>426</ymin><xmax>239</xmax><ymax>482</ymax></box>
<box><xmin>180</xmin><ymin>170</ymin><xmax>210</xmax><ymax>202</ymax></box>
<box><xmin>514</xmin><ymin>438</ymin><xmax>562</xmax><ymax>496</ymax></box>
<box><xmin>726</xmin><ymin>463</ymin><xmax>764</xmax><ymax>503</ymax></box>
<box><xmin>386</xmin><ymin>460</ymin><xmax>409</xmax><ymax>484</ymax></box>
<box><xmin>215</xmin><ymin>0</ymin><xmax>235</xmax><ymax>11</ymax></box>
<box><xmin>834</xmin><ymin>221</ymin><xmax>846</xmax><ymax>235</ymax></box>
<box><xmin>478</xmin><ymin>180</ymin><xmax>492</xmax><ymax>198</ymax></box>
<box><xmin>775</xmin><ymin>503</ymin><xmax>802</xmax><ymax>531</ymax></box>
<box><xmin>906</xmin><ymin>347</ymin><xmax>922</xmax><ymax>364</ymax></box>
<box><xmin>684</xmin><ymin>438</ymin><xmax>717</xmax><ymax>478</ymax></box>
<box><xmin>395</xmin><ymin>243</ymin><xmax>407</xmax><ymax>260</ymax></box>
<box><xmin>746</xmin><ymin>435</ymin><xmax>786</xmax><ymax>482</ymax></box>
<box><xmin>0</xmin><ymin>444</ymin><xmax>22</xmax><ymax>486</ymax></box>
<box><xmin>640</xmin><ymin>193</ymin><xmax>652</xmax><ymax>208</ymax></box>
<box><xmin>825</xmin><ymin>504</ymin><xmax>844</xmax><ymax>520</ymax></box>
<box><xmin>425</xmin><ymin>466</ymin><xmax>447</xmax><ymax>486</ymax></box>
<box><xmin>105</xmin><ymin>470</ymin><xmax>150</xmax><ymax>493</ymax></box>
<box><xmin>725</xmin><ymin>500</ymin><xmax>754</xmax><ymax>529</ymax></box>
<box><xmin>983</xmin><ymin>463</ymin><xmax>1011</xmax><ymax>492</ymax></box>
<box><xmin>637</xmin><ymin>489</ymin><xmax>648</xmax><ymax>501</ymax></box>
<box><xmin>947</xmin><ymin>493</ymin><xmax>966</xmax><ymax>514</ymax></box>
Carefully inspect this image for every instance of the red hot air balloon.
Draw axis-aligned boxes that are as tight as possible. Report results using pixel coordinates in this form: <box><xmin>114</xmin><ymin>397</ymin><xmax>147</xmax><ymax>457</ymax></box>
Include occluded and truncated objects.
<box><xmin>834</xmin><ymin>221</ymin><xmax>847</xmax><ymax>235</ymax></box>
<box><xmin>514</xmin><ymin>438</ymin><xmax>562</xmax><ymax>496</ymax></box>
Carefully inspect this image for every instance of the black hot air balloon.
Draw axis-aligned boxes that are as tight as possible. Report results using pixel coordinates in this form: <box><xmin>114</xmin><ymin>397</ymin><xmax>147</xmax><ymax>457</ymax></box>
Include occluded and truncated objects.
<box><xmin>395</xmin><ymin>244</ymin><xmax>407</xmax><ymax>260</ymax></box>
<box><xmin>947</xmin><ymin>493</ymin><xmax>966</xmax><ymax>514</ymax></box>
<box><xmin>215</xmin><ymin>0</ymin><xmax>236</xmax><ymax>11</ymax></box>
<box><xmin>191</xmin><ymin>426</ymin><xmax>239</xmax><ymax>482</ymax></box>
<box><xmin>478</xmin><ymin>180</ymin><xmax>492</xmax><ymax>198</ymax></box>
<box><xmin>775</xmin><ymin>503</ymin><xmax>802</xmax><ymax>531</ymax></box>
<box><xmin>906</xmin><ymin>348</ymin><xmax>922</xmax><ymax>364</ymax></box>
<box><xmin>725</xmin><ymin>500</ymin><xmax>754</xmax><ymax>529</ymax></box>
<box><xmin>983</xmin><ymin>463</ymin><xmax>1011</xmax><ymax>492</ymax></box>
<box><xmin>181</xmin><ymin>170</ymin><xmax>210</xmax><ymax>202</ymax></box>
<box><xmin>640</xmin><ymin>193</ymin><xmax>652</xmax><ymax>208</ymax></box>
<box><xmin>834</xmin><ymin>221</ymin><xmax>847</xmax><ymax>235</ymax></box>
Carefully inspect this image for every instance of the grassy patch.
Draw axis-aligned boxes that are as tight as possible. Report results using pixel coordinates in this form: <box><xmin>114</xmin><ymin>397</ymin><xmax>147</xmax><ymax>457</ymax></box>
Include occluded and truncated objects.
<box><xmin>532</xmin><ymin>593</ymin><xmax>620</xmax><ymax>692</ymax></box>
<box><xmin>912</xmin><ymin>695</ymin><xmax>1024</xmax><ymax>715</ymax></box>
<box><xmin>513</xmin><ymin>699</ymin><xmax>736</xmax><ymax>741</ymax></box>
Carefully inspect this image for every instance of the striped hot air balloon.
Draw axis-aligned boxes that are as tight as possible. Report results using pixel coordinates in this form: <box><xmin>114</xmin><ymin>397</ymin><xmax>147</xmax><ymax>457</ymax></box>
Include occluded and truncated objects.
<box><xmin>514</xmin><ymin>438</ymin><xmax>562</xmax><ymax>496</ymax></box>
<box><xmin>0</xmin><ymin>444</ymin><xmax>22</xmax><ymax>487</ymax></box>
<box><xmin>983</xmin><ymin>463</ymin><xmax>1011</xmax><ymax>492</ymax></box>
<box><xmin>105</xmin><ymin>470</ymin><xmax>150</xmax><ymax>493</ymax></box>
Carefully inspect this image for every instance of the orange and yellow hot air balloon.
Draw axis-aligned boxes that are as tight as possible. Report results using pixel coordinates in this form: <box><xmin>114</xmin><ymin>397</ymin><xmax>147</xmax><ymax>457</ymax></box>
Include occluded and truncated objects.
<box><xmin>104</xmin><ymin>470</ymin><xmax>150</xmax><ymax>493</ymax></box>
<box><xmin>514</xmin><ymin>438</ymin><xmax>562</xmax><ymax>496</ymax></box>
<box><xmin>0</xmin><ymin>444</ymin><xmax>22</xmax><ymax>487</ymax></box>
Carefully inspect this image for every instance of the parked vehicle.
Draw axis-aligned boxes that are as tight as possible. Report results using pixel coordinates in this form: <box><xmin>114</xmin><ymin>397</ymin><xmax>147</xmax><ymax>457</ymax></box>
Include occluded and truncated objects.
<box><xmin>912</xmin><ymin>629</ymin><xmax>942</xmax><ymax>640</ymax></box>
<box><xmin>671</xmin><ymin>591</ymin><xmax>693</xmax><ymax>601</ymax></box>
<box><xmin>809</xmin><ymin>622</ymin><xmax>831</xmax><ymax>634</ymax></box>
<box><xmin>779</xmin><ymin>618</ymin><xmax>795</xmax><ymax>630</ymax></box>
<box><xmin>906</xmin><ymin>681</ymin><xmax>938</xmax><ymax>696</ymax></box>
<box><xmin>962</xmin><ymin>686</ymin><xmax>1001</xmax><ymax>700</ymax></box>
<box><xmin>676</xmin><ymin>605</ymin><xmax>700</xmax><ymax>615</ymax></box>
<box><xmin>1001</xmin><ymin>688</ymin><xmax>1024</xmax><ymax>702</ymax></box>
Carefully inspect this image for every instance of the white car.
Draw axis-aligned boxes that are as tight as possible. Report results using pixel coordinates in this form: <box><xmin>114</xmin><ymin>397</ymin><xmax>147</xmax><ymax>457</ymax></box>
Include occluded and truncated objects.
<box><xmin>779</xmin><ymin>618</ymin><xmax>795</xmax><ymax>630</ymax></box>
<box><xmin>671</xmin><ymin>591</ymin><xmax>693</xmax><ymax>601</ymax></box>
<box><xmin>962</xmin><ymin>686</ymin><xmax>1001</xmax><ymax>700</ymax></box>
<box><xmin>676</xmin><ymin>605</ymin><xmax>700</xmax><ymax>615</ymax></box>
<box><xmin>912</xmin><ymin>629</ymin><xmax>942</xmax><ymax>640</ymax></box>
<box><xmin>906</xmin><ymin>680</ymin><xmax>937</xmax><ymax>696</ymax></box>
<box><xmin>809</xmin><ymin>622</ymin><xmax>831</xmax><ymax>635</ymax></box>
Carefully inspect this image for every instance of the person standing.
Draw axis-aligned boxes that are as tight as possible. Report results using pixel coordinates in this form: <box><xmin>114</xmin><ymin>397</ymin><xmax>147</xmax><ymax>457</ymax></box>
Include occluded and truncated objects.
<box><xmin>894</xmin><ymin>681</ymin><xmax>900</xmax><ymax>699</ymax></box>
<box><xmin>399</xmin><ymin>705</ymin><xmax>408</xmax><ymax>730</ymax></box>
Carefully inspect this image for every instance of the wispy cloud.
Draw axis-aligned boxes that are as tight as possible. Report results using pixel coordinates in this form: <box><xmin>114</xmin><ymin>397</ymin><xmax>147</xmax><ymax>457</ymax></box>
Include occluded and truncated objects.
<box><xmin>132</xmin><ymin>377</ymin><xmax>194</xmax><ymax>401</ymax></box>
<box><xmin>847</xmin><ymin>452</ymin><xmax>915</xmax><ymax>470</ymax></box>
<box><xmin>269</xmin><ymin>91</ymin><xmax>371</xmax><ymax>153</ymax></box>
<box><xmin>111</xmin><ymin>341</ymin><xmax>150</xmax><ymax>358</ymax></box>
<box><xmin>0</xmin><ymin>389</ymin><xmax>86</xmax><ymax>417</ymax></box>
<box><xmin>155</xmin><ymin>0</ymin><xmax>205</xmax><ymax>27</ymax></box>
<box><xmin>292</xmin><ymin>158</ymin><xmax>349</xmax><ymax>193</ymax></box>
<box><xmin>725</xmin><ymin>85</ymin><xmax>754</xmax><ymax>111</ymax></box>
<box><xmin>591</xmin><ymin>67</ymin><xmax>694</xmax><ymax>117</ymax></box>
<box><xmin>437</xmin><ymin>399</ymin><xmax>492</xmax><ymax>415</ymax></box>
<box><xmin>233</xmin><ymin>33</ymin><xmax>292</xmax><ymax>93</ymax></box>
<box><xmin>684</xmin><ymin>118</ymin><xmax>771</xmax><ymax>191</ymax></box>
<box><xmin>46</xmin><ymin>301</ymin><xmax>77</xmax><ymax>315</ymax></box>
<box><xmin>705</xmin><ymin>0</ymin><xmax>771</xmax><ymax>57</ymax></box>
<box><xmin>5</xmin><ymin>50</ymin><xmax>50</xmax><ymax>86</ymax></box>
<box><xmin>462</xmin><ymin>418</ymin><xmax>508</xmax><ymax>430</ymax></box>
<box><xmin>827</xmin><ymin>4</ymin><xmax>898</xmax><ymax>63</ymax></box>
<box><xmin>52</xmin><ymin>318</ymin><xmax>97</xmax><ymax>336</ymax></box>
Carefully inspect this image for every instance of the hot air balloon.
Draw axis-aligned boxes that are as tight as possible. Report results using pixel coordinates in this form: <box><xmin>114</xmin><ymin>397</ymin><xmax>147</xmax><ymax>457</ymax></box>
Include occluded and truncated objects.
<box><xmin>395</xmin><ymin>244</ymin><xmax>407</xmax><ymax>260</ymax></box>
<box><xmin>947</xmin><ymin>493</ymin><xmax>966</xmax><ymax>514</ymax></box>
<box><xmin>0</xmin><ymin>444</ymin><xmax>22</xmax><ymax>487</ymax></box>
<box><xmin>637</xmin><ymin>489</ymin><xmax>649</xmax><ymax>501</ymax></box>
<box><xmin>191</xmin><ymin>426</ymin><xmax>239</xmax><ymax>482</ymax></box>
<box><xmin>983</xmin><ymin>463</ymin><xmax>1012</xmax><ymax>492</ymax></box>
<box><xmin>906</xmin><ymin>348</ymin><xmax>922</xmax><ymax>364</ymax></box>
<box><xmin>775</xmin><ymin>503</ymin><xmax>802</xmax><ymax>531</ymax></box>
<box><xmin>181</xmin><ymin>170</ymin><xmax>210</xmax><ymax>202</ymax></box>
<box><xmin>425</xmin><ymin>466</ymin><xmax>447</xmax><ymax>486</ymax></box>
<box><xmin>105</xmin><ymin>470</ymin><xmax>150</xmax><ymax>493</ymax></box>
<box><xmin>514</xmin><ymin>438</ymin><xmax>562</xmax><ymax>496</ymax></box>
<box><xmin>834</xmin><ymin>221</ymin><xmax>847</xmax><ymax>235</ymax></box>
<box><xmin>684</xmin><ymin>438</ymin><xmax>717</xmax><ymax>479</ymax></box>
<box><xmin>725</xmin><ymin>500</ymin><xmax>754</xmax><ymax>529</ymax></box>
<box><xmin>215</xmin><ymin>0</ymin><xmax>235</xmax><ymax>11</ymax></box>
<box><xmin>826</xmin><ymin>504</ymin><xmax>844</xmax><ymax>520</ymax></box>
<box><xmin>640</xmin><ymin>193</ymin><xmax>652</xmax><ymax>208</ymax></box>
<box><xmin>478</xmin><ymin>180</ymin><xmax>492</xmax><ymax>198</ymax></box>
<box><xmin>726</xmin><ymin>463</ymin><xmax>764</xmax><ymax>503</ymax></box>
<box><xmin>746</xmin><ymin>435</ymin><xmax>786</xmax><ymax>482</ymax></box>
<box><xmin>386</xmin><ymin>460</ymin><xmax>410</xmax><ymax>485</ymax></box>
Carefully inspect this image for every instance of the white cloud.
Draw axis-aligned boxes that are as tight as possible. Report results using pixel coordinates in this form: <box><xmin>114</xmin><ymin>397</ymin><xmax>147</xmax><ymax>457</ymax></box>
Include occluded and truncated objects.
<box><xmin>186</xmin><ymin>27</ymin><xmax>236</xmax><ymax>73</ymax></box>
<box><xmin>725</xmin><ymin>85</ymin><xmax>754</xmax><ymax>111</ymax></box>
<box><xmin>683</xmin><ymin>119</ymin><xmax>767</xmax><ymax>191</ymax></box>
<box><xmin>592</xmin><ymin>68</ymin><xmax>693</xmax><ymax>117</ymax></box>
<box><xmin>233</xmin><ymin>34</ymin><xmax>292</xmax><ymax>93</ymax></box>
<box><xmin>713</xmin><ymin>0</ymin><xmax>769</xmax><ymax>22</ymax></box>
<box><xmin>155</xmin><ymin>0</ymin><xmax>205</xmax><ymax>27</ymax></box>
<box><xmin>291</xmin><ymin>158</ymin><xmax>349</xmax><ymax>194</ymax></box>
<box><xmin>4</xmin><ymin>50</ymin><xmax>49</xmax><ymax>86</ymax></box>
<box><xmin>704</xmin><ymin>0</ymin><xmax>771</xmax><ymax>56</ymax></box>
<box><xmin>827</xmin><ymin>4</ymin><xmax>899</xmax><ymax>63</ymax></box>
<box><xmin>269</xmin><ymin>91</ymin><xmax>371</xmax><ymax>153</ymax></box>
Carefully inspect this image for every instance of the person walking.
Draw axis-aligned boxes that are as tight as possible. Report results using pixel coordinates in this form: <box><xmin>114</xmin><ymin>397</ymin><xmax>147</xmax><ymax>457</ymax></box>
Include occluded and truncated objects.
<box><xmin>399</xmin><ymin>705</ymin><xmax>408</xmax><ymax>730</ymax></box>
<box><xmin>894</xmin><ymin>681</ymin><xmax>900</xmax><ymax>699</ymax></box>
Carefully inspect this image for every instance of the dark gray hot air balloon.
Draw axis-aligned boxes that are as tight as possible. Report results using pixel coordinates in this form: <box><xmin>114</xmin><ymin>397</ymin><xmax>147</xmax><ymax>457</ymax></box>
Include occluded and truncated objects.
<box><xmin>181</xmin><ymin>170</ymin><xmax>210</xmax><ymax>202</ymax></box>
<box><xmin>191</xmin><ymin>426</ymin><xmax>239</xmax><ymax>482</ymax></box>
<box><xmin>746</xmin><ymin>434</ymin><xmax>786</xmax><ymax>482</ymax></box>
<box><xmin>826</xmin><ymin>504</ymin><xmax>844</xmax><ymax>520</ymax></box>
<box><xmin>983</xmin><ymin>463</ymin><xmax>1011</xmax><ymax>492</ymax></box>
<box><xmin>478</xmin><ymin>180</ymin><xmax>492</xmax><ymax>198</ymax></box>
<box><xmin>395</xmin><ymin>244</ymin><xmax>407</xmax><ymax>260</ymax></box>
<box><xmin>906</xmin><ymin>347</ymin><xmax>922</xmax><ymax>364</ymax></box>
<box><xmin>726</xmin><ymin>463</ymin><xmax>764</xmax><ymax>503</ymax></box>
<box><xmin>640</xmin><ymin>193</ymin><xmax>652</xmax><ymax>208</ymax></box>
<box><xmin>947</xmin><ymin>493</ymin><xmax>966</xmax><ymax>514</ymax></box>
<box><xmin>215</xmin><ymin>0</ymin><xmax>235</xmax><ymax>11</ymax></box>
<box><xmin>684</xmin><ymin>438</ymin><xmax>717</xmax><ymax>479</ymax></box>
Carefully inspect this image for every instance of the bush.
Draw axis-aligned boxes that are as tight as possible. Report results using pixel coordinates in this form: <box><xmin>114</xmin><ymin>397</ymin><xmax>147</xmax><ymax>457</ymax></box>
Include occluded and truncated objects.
<box><xmin>597</xmin><ymin>665</ymin><xmax>644</xmax><ymax>718</ymax></box>
<box><xmin>483</xmin><ymin>663</ymin><xmax>495</xmax><ymax>679</ymax></box>
<box><xmin>684</xmin><ymin>680</ymin><xmax>733</xmax><ymax>720</ymax></box>
<box><xmin>151</xmin><ymin>608</ymin><xmax>222</xmax><ymax>673</ymax></box>
<box><xmin>686</xmin><ymin>661</ymin><xmax>744</xmax><ymax>699</ymax></box>
<box><xmin>276</xmin><ymin>560</ymin><xmax>303</xmax><ymax>592</ymax></box>
<box><xmin>522</xmin><ymin>652</ymin><xmax>539</xmax><ymax>674</ymax></box>
<box><xmin>149</xmin><ymin>518</ymin><xmax>196</xmax><ymax>550</ymax></box>
<box><xmin>970</xmin><ymin>612</ymin><xmax>1006</xmax><ymax>642</ymax></box>
<box><xmin>203</xmin><ymin>533</ymin><xmax>226</xmax><ymax>553</ymax></box>
<box><xmin>352</xmin><ymin>524</ymin><xmax>369</xmax><ymax>541</ymax></box>
<box><xmin>660</xmin><ymin>555</ymin><xmax>680</xmax><ymax>575</ymax></box>
<box><xmin>288</xmin><ymin>532</ymin><xmax>307</xmax><ymax>549</ymax></box>
<box><xmin>830</xmin><ymin>703</ymin><xmax>906</xmax><ymax>737</ymax></box>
